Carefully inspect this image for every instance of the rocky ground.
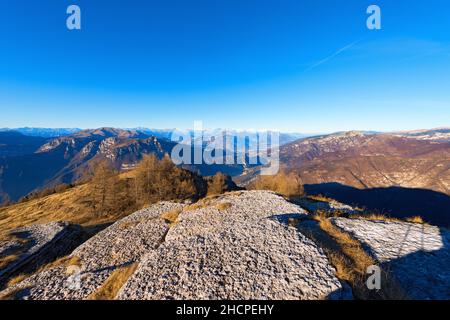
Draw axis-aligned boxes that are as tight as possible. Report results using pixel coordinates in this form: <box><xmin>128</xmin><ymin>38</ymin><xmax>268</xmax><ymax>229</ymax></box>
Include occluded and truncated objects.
<box><xmin>332</xmin><ymin>218</ymin><xmax>450</xmax><ymax>299</ymax></box>
<box><xmin>118</xmin><ymin>191</ymin><xmax>350</xmax><ymax>299</ymax></box>
<box><xmin>0</xmin><ymin>202</ymin><xmax>182</xmax><ymax>299</ymax></box>
<box><xmin>0</xmin><ymin>190</ymin><xmax>448</xmax><ymax>300</ymax></box>
<box><xmin>295</xmin><ymin>198</ymin><xmax>360</xmax><ymax>216</ymax></box>
<box><xmin>0</xmin><ymin>222</ymin><xmax>83</xmax><ymax>288</ymax></box>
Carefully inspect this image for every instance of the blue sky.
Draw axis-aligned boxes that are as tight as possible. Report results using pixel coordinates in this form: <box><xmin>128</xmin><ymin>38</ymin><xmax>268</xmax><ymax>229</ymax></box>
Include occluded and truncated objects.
<box><xmin>0</xmin><ymin>0</ymin><xmax>449</xmax><ymax>132</ymax></box>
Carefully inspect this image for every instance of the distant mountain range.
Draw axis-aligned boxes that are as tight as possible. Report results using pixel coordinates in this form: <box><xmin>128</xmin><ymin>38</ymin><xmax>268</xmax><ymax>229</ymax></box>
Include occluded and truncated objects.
<box><xmin>0</xmin><ymin>128</ymin><xmax>254</xmax><ymax>202</ymax></box>
<box><xmin>390</xmin><ymin>127</ymin><xmax>450</xmax><ymax>142</ymax></box>
<box><xmin>0</xmin><ymin>128</ymin><xmax>176</xmax><ymax>203</ymax></box>
<box><xmin>0</xmin><ymin>127</ymin><xmax>449</xmax><ymax>206</ymax></box>
<box><xmin>0</xmin><ymin>127</ymin><xmax>82</xmax><ymax>138</ymax></box>
<box><xmin>0</xmin><ymin>127</ymin><xmax>312</xmax><ymax>144</ymax></box>
<box><xmin>278</xmin><ymin>130</ymin><xmax>450</xmax><ymax>195</ymax></box>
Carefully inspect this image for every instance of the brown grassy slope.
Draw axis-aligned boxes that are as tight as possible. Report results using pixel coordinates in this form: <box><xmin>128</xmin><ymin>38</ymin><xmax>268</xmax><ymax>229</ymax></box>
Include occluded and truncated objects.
<box><xmin>0</xmin><ymin>183</ymin><xmax>129</xmax><ymax>236</ymax></box>
<box><xmin>280</xmin><ymin>134</ymin><xmax>450</xmax><ymax>195</ymax></box>
<box><xmin>87</xmin><ymin>262</ymin><xmax>138</xmax><ymax>300</ymax></box>
<box><xmin>297</xmin><ymin>214</ymin><xmax>407</xmax><ymax>300</ymax></box>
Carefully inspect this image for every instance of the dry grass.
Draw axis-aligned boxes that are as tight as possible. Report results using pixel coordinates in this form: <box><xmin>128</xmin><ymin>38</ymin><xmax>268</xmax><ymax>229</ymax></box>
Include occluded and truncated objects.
<box><xmin>0</xmin><ymin>287</ymin><xmax>32</xmax><ymax>300</ymax></box>
<box><xmin>36</xmin><ymin>255</ymin><xmax>82</xmax><ymax>274</ymax></box>
<box><xmin>0</xmin><ymin>184</ymin><xmax>132</xmax><ymax>236</ymax></box>
<box><xmin>350</xmin><ymin>213</ymin><xmax>402</xmax><ymax>223</ymax></box>
<box><xmin>248</xmin><ymin>171</ymin><xmax>304</xmax><ymax>197</ymax></box>
<box><xmin>315</xmin><ymin>216</ymin><xmax>374</xmax><ymax>277</ymax></box>
<box><xmin>405</xmin><ymin>216</ymin><xmax>425</xmax><ymax>224</ymax></box>
<box><xmin>0</xmin><ymin>254</ymin><xmax>82</xmax><ymax>292</ymax></box>
<box><xmin>0</xmin><ymin>232</ymin><xmax>32</xmax><ymax>269</ymax></box>
<box><xmin>308</xmin><ymin>194</ymin><xmax>335</xmax><ymax>203</ymax></box>
<box><xmin>216</xmin><ymin>202</ymin><xmax>232</xmax><ymax>211</ymax></box>
<box><xmin>227</xmin><ymin>191</ymin><xmax>244</xmax><ymax>197</ymax></box>
<box><xmin>160</xmin><ymin>208</ymin><xmax>183</xmax><ymax>225</ymax></box>
<box><xmin>350</xmin><ymin>213</ymin><xmax>427</xmax><ymax>225</ymax></box>
<box><xmin>0</xmin><ymin>254</ymin><xmax>20</xmax><ymax>269</ymax></box>
<box><xmin>184</xmin><ymin>195</ymin><xmax>218</xmax><ymax>211</ymax></box>
<box><xmin>87</xmin><ymin>262</ymin><xmax>138</xmax><ymax>300</ymax></box>
<box><xmin>298</xmin><ymin>215</ymin><xmax>407</xmax><ymax>300</ymax></box>
<box><xmin>7</xmin><ymin>274</ymin><xmax>28</xmax><ymax>287</ymax></box>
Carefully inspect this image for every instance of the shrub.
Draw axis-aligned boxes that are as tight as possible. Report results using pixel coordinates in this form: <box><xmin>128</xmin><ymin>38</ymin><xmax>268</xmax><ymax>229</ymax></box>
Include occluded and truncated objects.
<box><xmin>248</xmin><ymin>171</ymin><xmax>304</xmax><ymax>197</ymax></box>
<box><xmin>133</xmin><ymin>154</ymin><xmax>206</xmax><ymax>205</ymax></box>
<box><xmin>206</xmin><ymin>172</ymin><xmax>239</xmax><ymax>196</ymax></box>
<box><xmin>88</xmin><ymin>262</ymin><xmax>138</xmax><ymax>300</ymax></box>
<box><xmin>405</xmin><ymin>216</ymin><xmax>425</xmax><ymax>224</ymax></box>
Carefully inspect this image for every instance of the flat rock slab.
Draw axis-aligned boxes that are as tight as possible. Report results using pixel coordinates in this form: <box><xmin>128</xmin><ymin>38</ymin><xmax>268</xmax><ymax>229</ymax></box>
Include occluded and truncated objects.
<box><xmin>0</xmin><ymin>202</ymin><xmax>184</xmax><ymax>300</ymax></box>
<box><xmin>332</xmin><ymin>218</ymin><xmax>450</xmax><ymax>300</ymax></box>
<box><xmin>119</xmin><ymin>191</ymin><xmax>351</xmax><ymax>300</ymax></box>
<box><xmin>0</xmin><ymin>222</ymin><xmax>83</xmax><ymax>286</ymax></box>
<box><xmin>2</xmin><ymin>192</ymin><xmax>352</xmax><ymax>300</ymax></box>
<box><xmin>296</xmin><ymin>198</ymin><xmax>359</xmax><ymax>215</ymax></box>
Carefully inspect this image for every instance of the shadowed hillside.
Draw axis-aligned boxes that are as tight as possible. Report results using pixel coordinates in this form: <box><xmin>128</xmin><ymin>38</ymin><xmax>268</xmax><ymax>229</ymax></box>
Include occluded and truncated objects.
<box><xmin>304</xmin><ymin>183</ymin><xmax>450</xmax><ymax>228</ymax></box>
<box><xmin>280</xmin><ymin>131</ymin><xmax>450</xmax><ymax>195</ymax></box>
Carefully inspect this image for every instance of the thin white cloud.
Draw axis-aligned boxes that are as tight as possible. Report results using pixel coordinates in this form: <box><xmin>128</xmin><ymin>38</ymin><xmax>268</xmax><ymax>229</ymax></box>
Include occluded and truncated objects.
<box><xmin>305</xmin><ymin>40</ymin><xmax>361</xmax><ymax>72</ymax></box>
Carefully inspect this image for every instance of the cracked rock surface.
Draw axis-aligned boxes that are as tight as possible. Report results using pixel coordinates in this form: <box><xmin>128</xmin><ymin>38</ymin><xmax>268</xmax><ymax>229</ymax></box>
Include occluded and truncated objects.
<box><xmin>0</xmin><ymin>202</ymin><xmax>183</xmax><ymax>299</ymax></box>
<box><xmin>118</xmin><ymin>191</ymin><xmax>351</xmax><ymax>300</ymax></box>
<box><xmin>332</xmin><ymin>218</ymin><xmax>450</xmax><ymax>299</ymax></box>
<box><xmin>0</xmin><ymin>222</ymin><xmax>83</xmax><ymax>287</ymax></box>
<box><xmin>1</xmin><ymin>192</ymin><xmax>373</xmax><ymax>300</ymax></box>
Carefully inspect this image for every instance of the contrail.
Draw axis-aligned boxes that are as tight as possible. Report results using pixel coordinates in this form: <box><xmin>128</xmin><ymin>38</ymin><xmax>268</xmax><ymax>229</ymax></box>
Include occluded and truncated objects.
<box><xmin>305</xmin><ymin>40</ymin><xmax>361</xmax><ymax>72</ymax></box>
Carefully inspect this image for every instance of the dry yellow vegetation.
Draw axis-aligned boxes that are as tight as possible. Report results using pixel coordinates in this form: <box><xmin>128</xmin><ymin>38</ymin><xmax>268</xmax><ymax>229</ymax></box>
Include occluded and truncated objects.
<box><xmin>298</xmin><ymin>214</ymin><xmax>407</xmax><ymax>300</ymax></box>
<box><xmin>0</xmin><ymin>184</ymin><xmax>129</xmax><ymax>236</ymax></box>
<box><xmin>160</xmin><ymin>208</ymin><xmax>183</xmax><ymax>225</ymax></box>
<box><xmin>405</xmin><ymin>216</ymin><xmax>425</xmax><ymax>224</ymax></box>
<box><xmin>0</xmin><ymin>254</ymin><xmax>20</xmax><ymax>269</ymax></box>
<box><xmin>87</xmin><ymin>262</ymin><xmax>138</xmax><ymax>300</ymax></box>
<box><xmin>0</xmin><ymin>232</ymin><xmax>32</xmax><ymax>269</ymax></box>
<box><xmin>349</xmin><ymin>213</ymin><xmax>427</xmax><ymax>225</ymax></box>
<box><xmin>6</xmin><ymin>274</ymin><xmax>28</xmax><ymax>287</ymax></box>
<box><xmin>248</xmin><ymin>171</ymin><xmax>304</xmax><ymax>197</ymax></box>
<box><xmin>216</xmin><ymin>202</ymin><xmax>232</xmax><ymax>211</ymax></box>
<box><xmin>1</xmin><ymin>255</ymin><xmax>82</xmax><ymax>293</ymax></box>
<box><xmin>308</xmin><ymin>194</ymin><xmax>336</xmax><ymax>203</ymax></box>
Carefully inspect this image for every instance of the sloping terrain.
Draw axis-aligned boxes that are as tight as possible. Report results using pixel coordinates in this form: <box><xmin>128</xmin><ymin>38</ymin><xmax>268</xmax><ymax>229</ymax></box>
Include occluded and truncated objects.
<box><xmin>0</xmin><ymin>222</ymin><xmax>84</xmax><ymax>288</ymax></box>
<box><xmin>2</xmin><ymin>190</ymin><xmax>449</xmax><ymax>300</ymax></box>
<box><xmin>0</xmin><ymin>191</ymin><xmax>352</xmax><ymax>300</ymax></box>
<box><xmin>280</xmin><ymin>131</ymin><xmax>450</xmax><ymax>195</ymax></box>
<box><xmin>119</xmin><ymin>191</ymin><xmax>349</xmax><ymax>300</ymax></box>
<box><xmin>0</xmin><ymin>127</ymin><xmax>248</xmax><ymax>203</ymax></box>
<box><xmin>0</xmin><ymin>131</ymin><xmax>48</xmax><ymax>157</ymax></box>
<box><xmin>391</xmin><ymin>128</ymin><xmax>450</xmax><ymax>142</ymax></box>
<box><xmin>331</xmin><ymin>218</ymin><xmax>450</xmax><ymax>299</ymax></box>
<box><xmin>0</xmin><ymin>128</ymin><xmax>176</xmax><ymax>202</ymax></box>
<box><xmin>0</xmin><ymin>184</ymin><xmax>117</xmax><ymax>235</ymax></box>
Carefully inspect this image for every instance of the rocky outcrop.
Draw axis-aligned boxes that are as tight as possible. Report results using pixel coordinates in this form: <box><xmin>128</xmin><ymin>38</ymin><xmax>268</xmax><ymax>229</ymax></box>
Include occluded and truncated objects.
<box><xmin>331</xmin><ymin>218</ymin><xmax>450</xmax><ymax>300</ymax></box>
<box><xmin>4</xmin><ymin>191</ymin><xmax>448</xmax><ymax>300</ymax></box>
<box><xmin>0</xmin><ymin>202</ymin><xmax>183</xmax><ymax>300</ymax></box>
<box><xmin>118</xmin><ymin>191</ymin><xmax>350</xmax><ymax>300</ymax></box>
<box><xmin>0</xmin><ymin>222</ymin><xmax>84</xmax><ymax>288</ymax></box>
<box><xmin>1</xmin><ymin>191</ymin><xmax>350</xmax><ymax>300</ymax></box>
<box><xmin>296</xmin><ymin>198</ymin><xmax>360</xmax><ymax>215</ymax></box>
